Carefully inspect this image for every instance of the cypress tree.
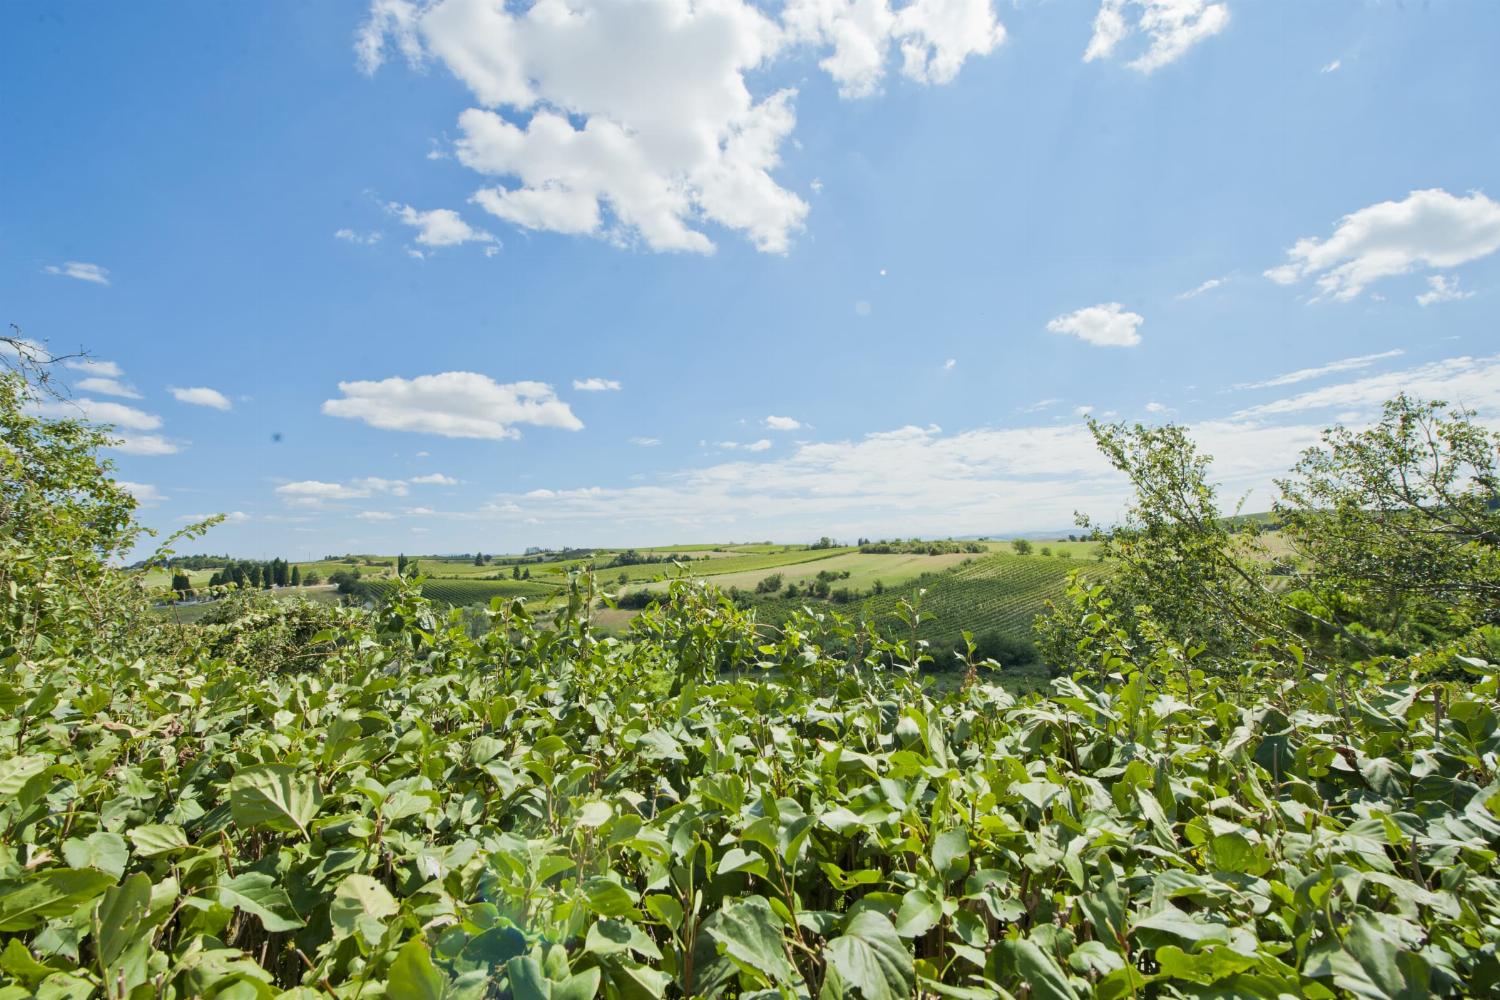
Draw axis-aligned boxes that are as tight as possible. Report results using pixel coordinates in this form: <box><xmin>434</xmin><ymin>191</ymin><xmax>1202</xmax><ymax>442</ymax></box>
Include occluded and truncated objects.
<box><xmin>291</xmin><ymin>565</ymin><xmax>301</xmax><ymax>587</ymax></box>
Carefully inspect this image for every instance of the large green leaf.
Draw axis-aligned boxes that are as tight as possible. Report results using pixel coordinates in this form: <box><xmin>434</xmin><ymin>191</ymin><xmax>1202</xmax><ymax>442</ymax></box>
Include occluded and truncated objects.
<box><xmin>215</xmin><ymin>872</ymin><xmax>305</xmax><ymax>932</ymax></box>
<box><xmin>1000</xmin><ymin>937</ymin><xmax>1081</xmax><ymax>1000</ymax></box>
<box><xmin>706</xmin><ymin>896</ymin><xmax>798</xmax><ymax>986</ymax></box>
<box><xmin>824</xmin><ymin>912</ymin><xmax>913</xmax><ymax>1000</ymax></box>
<box><xmin>0</xmin><ymin>869</ymin><xmax>116</xmax><ymax>931</ymax></box>
<box><xmin>228</xmin><ymin>764</ymin><xmax>323</xmax><ymax>838</ymax></box>
<box><xmin>330</xmin><ymin>873</ymin><xmax>398</xmax><ymax>947</ymax></box>
<box><xmin>388</xmin><ymin>939</ymin><xmax>446</xmax><ymax>1000</ymax></box>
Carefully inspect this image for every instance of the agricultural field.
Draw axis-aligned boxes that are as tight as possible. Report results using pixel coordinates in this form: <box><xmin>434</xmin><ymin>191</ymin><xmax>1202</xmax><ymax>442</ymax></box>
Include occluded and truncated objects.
<box><xmin>352</xmin><ymin>577</ymin><xmax>562</xmax><ymax>607</ymax></box>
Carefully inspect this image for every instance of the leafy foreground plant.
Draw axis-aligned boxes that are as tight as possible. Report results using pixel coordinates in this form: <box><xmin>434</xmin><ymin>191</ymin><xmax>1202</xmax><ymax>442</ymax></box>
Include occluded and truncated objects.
<box><xmin>4</xmin><ymin>569</ymin><xmax>1500</xmax><ymax>999</ymax></box>
<box><xmin>4</xmin><ymin>355</ymin><xmax>1500</xmax><ymax>998</ymax></box>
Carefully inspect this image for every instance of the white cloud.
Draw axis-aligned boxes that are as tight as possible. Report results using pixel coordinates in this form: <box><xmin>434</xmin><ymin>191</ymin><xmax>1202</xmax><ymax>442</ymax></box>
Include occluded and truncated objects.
<box><xmin>943</xmin><ymin>358</ymin><xmax>956</xmax><ymax>371</ymax></box>
<box><xmin>1074</xmin><ymin>405</ymin><xmax>1094</xmax><ymax>417</ymax></box>
<box><xmin>1321</xmin><ymin>58</ymin><xmax>1340</xmax><ymax>74</ymax></box>
<box><xmin>30</xmin><ymin>398</ymin><xmax>162</xmax><ymax>431</ymax></box>
<box><xmin>359</xmin><ymin>0</ymin><xmax>1003</xmax><ymax>254</ymax></box>
<box><xmin>1233</xmin><ymin>349</ymin><xmax>1405</xmax><ymax>390</ymax></box>
<box><xmin>43</xmin><ymin>261</ymin><xmax>111</xmax><ymax>285</ymax></box>
<box><xmin>170</xmin><ymin>386</ymin><xmax>232</xmax><ymax>410</ymax></box>
<box><xmin>64</xmin><ymin>358</ymin><xmax>123</xmax><ymax>378</ymax></box>
<box><xmin>745</xmin><ymin>438</ymin><xmax>772</xmax><ymax>452</ymax></box>
<box><xmin>1231</xmin><ymin>354</ymin><xmax>1500</xmax><ymax>421</ymax></box>
<box><xmin>1047</xmin><ymin>303</ymin><xmax>1143</xmax><ymax>347</ymax></box>
<box><xmin>1144</xmin><ymin>401</ymin><xmax>1168</xmax><ymax>413</ymax></box>
<box><xmin>357</xmin><ymin>510</ymin><xmax>398</xmax><ymax>521</ymax></box>
<box><xmin>1176</xmin><ymin>276</ymin><xmax>1224</xmax><ymax>299</ymax></box>
<box><xmin>783</xmin><ymin>0</ymin><xmax>1006</xmax><ymax>99</ymax></box>
<box><xmin>112</xmin><ymin>435</ymin><xmax>181</xmax><ymax>456</ymax></box>
<box><xmin>76</xmin><ymin>377</ymin><xmax>141</xmax><ymax>399</ymax></box>
<box><xmin>409</xmin><ymin>472</ymin><xmax>458</xmax><ymax>485</ymax></box>
<box><xmin>1416</xmin><ymin>274</ymin><xmax>1475</xmax><ymax>306</ymax></box>
<box><xmin>573</xmin><ymin>377</ymin><xmax>622</xmax><ymax>392</ymax></box>
<box><xmin>178</xmin><ymin>511</ymin><xmax>250</xmax><ymax>524</ymax></box>
<box><xmin>352</xmin><ymin>476</ymin><xmax>410</xmax><ymax>497</ymax></box>
<box><xmin>323</xmin><ymin>371</ymin><xmax>583</xmax><ymax>439</ymax></box>
<box><xmin>118</xmin><ymin>481</ymin><xmax>166</xmax><ymax>506</ymax></box>
<box><xmin>388</xmin><ymin>202</ymin><xmax>495</xmax><ymax>247</ymax></box>
<box><xmin>1023</xmin><ymin>398</ymin><xmax>1061</xmax><ymax>413</ymax></box>
<box><xmin>462</xmin><ymin>353</ymin><xmax>1500</xmax><ymax>543</ymax></box>
<box><xmin>1084</xmin><ymin>0</ymin><xmax>1229</xmax><ymax>73</ymax></box>
<box><xmin>335</xmin><ymin>228</ymin><xmax>383</xmax><ymax>245</ymax></box>
<box><xmin>277</xmin><ymin>480</ymin><xmax>371</xmax><ymax>504</ymax></box>
<box><xmin>765</xmin><ymin>415</ymin><xmax>802</xmax><ymax>431</ymax></box>
<box><xmin>1265</xmin><ymin>188</ymin><xmax>1500</xmax><ymax>301</ymax></box>
<box><xmin>630</xmin><ymin>436</ymin><xmax>662</xmax><ymax>447</ymax></box>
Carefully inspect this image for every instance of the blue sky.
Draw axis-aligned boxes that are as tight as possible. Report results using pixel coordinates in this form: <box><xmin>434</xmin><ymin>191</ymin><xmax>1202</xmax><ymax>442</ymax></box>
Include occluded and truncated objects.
<box><xmin>3</xmin><ymin>0</ymin><xmax>1498</xmax><ymax>558</ymax></box>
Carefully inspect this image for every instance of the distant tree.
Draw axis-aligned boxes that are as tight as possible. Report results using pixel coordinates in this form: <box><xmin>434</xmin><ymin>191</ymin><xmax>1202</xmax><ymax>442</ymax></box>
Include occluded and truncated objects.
<box><xmin>247</xmin><ymin>564</ymin><xmax>261</xmax><ymax>587</ymax></box>
<box><xmin>397</xmin><ymin>553</ymin><xmax>408</xmax><ymax>576</ymax></box>
<box><xmin>1011</xmin><ymin>539</ymin><xmax>1033</xmax><ymax>556</ymax></box>
<box><xmin>303</xmin><ymin>569</ymin><xmax>321</xmax><ymax>586</ymax></box>
<box><xmin>171</xmin><ymin>572</ymin><xmax>192</xmax><ymax>595</ymax></box>
<box><xmin>810</xmin><ymin>536</ymin><xmax>836</xmax><ymax>550</ymax></box>
<box><xmin>261</xmin><ymin>568</ymin><xmax>272</xmax><ymax>589</ymax></box>
<box><xmin>618</xmin><ymin>571</ymin><xmax>629</xmax><ymax>585</ymax></box>
<box><xmin>522</xmin><ymin>568</ymin><xmax>531</xmax><ymax>580</ymax></box>
<box><xmin>512</xmin><ymin>564</ymin><xmax>521</xmax><ymax>580</ymax></box>
<box><xmin>1039</xmin><ymin>545</ymin><xmax>1052</xmax><ymax>557</ymax></box>
<box><xmin>474</xmin><ymin>552</ymin><xmax>485</xmax><ymax>566</ymax></box>
<box><xmin>291</xmin><ymin>565</ymin><xmax>301</xmax><ymax>587</ymax></box>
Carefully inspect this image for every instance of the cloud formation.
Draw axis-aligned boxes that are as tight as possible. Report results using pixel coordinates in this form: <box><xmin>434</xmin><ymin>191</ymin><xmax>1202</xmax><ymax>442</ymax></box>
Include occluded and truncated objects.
<box><xmin>572</xmin><ymin>377</ymin><xmax>621</xmax><ymax>392</ymax></box>
<box><xmin>1047</xmin><ymin>303</ymin><xmax>1143</xmax><ymax>347</ymax></box>
<box><xmin>1233</xmin><ymin>350</ymin><xmax>1404</xmax><ymax>391</ymax></box>
<box><xmin>322</xmin><ymin>371</ymin><xmax>583</xmax><ymax>439</ymax></box>
<box><xmin>1265</xmin><ymin>188</ymin><xmax>1500</xmax><ymax>301</ymax></box>
<box><xmin>358</xmin><ymin>0</ymin><xmax>1005</xmax><ymax>254</ymax></box>
<box><xmin>1084</xmin><ymin>0</ymin><xmax>1229</xmax><ymax>73</ymax></box>
<box><xmin>388</xmin><ymin>202</ymin><xmax>495</xmax><ymax>247</ymax></box>
<box><xmin>1416</xmin><ymin>274</ymin><xmax>1475</xmax><ymax>306</ymax></box>
<box><xmin>43</xmin><ymin>261</ymin><xmax>111</xmax><ymax>285</ymax></box>
<box><xmin>170</xmin><ymin>386</ymin><xmax>233</xmax><ymax>410</ymax></box>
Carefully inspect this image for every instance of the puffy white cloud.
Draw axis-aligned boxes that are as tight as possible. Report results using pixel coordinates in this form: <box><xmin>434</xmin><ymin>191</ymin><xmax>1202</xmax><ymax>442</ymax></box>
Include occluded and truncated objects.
<box><xmin>322</xmin><ymin>371</ymin><xmax>583</xmax><ymax>439</ymax></box>
<box><xmin>118</xmin><ymin>481</ymin><xmax>166</xmax><ymax>505</ymax></box>
<box><xmin>1084</xmin><ymin>0</ymin><xmax>1228</xmax><ymax>73</ymax></box>
<box><xmin>277</xmin><ymin>480</ymin><xmax>371</xmax><ymax>504</ymax></box>
<box><xmin>1416</xmin><ymin>274</ymin><xmax>1475</xmax><ymax>306</ymax></box>
<box><xmin>745</xmin><ymin>438</ymin><xmax>772</xmax><ymax>452</ymax></box>
<box><xmin>1047</xmin><ymin>303</ymin><xmax>1143</xmax><ymax>347</ymax></box>
<box><xmin>170</xmin><ymin>386</ymin><xmax>232</xmax><ymax>410</ymax></box>
<box><xmin>1233</xmin><ymin>350</ymin><xmax>1404</xmax><ymax>390</ymax></box>
<box><xmin>111</xmin><ymin>435</ymin><xmax>181</xmax><ymax>456</ymax></box>
<box><xmin>64</xmin><ymin>358</ymin><xmax>123</xmax><ymax>378</ymax></box>
<box><xmin>572</xmin><ymin>377</ymin><xmax>621</xmax><ymax>392</ymax></box>
<box><xmin>765</xmin><ymin>415</ymin><xmax>802</xmax><ymax>431</ymax></box>
<box><xmin>410</xmin><ymin>472</ymin><xmax>459</xmax><ymax>485</ymax></box>
<box><xmin>43</xmin><ymin>261</ymin><xmax>111</xmax><ymax>285</ymax></box>
<box><xmin>76</xmin><ymin>377</ymin><xmax>141</xmax><ymax>399</ymax></box>
<box><xmin>783</xmin><ymin>0</ymin><xmax>1006</xmax><ymax>98</ymax></box>
<box><xmin>1176</xmin><ymin>276</ymin><xmax>1224</xmax><ymax>299</ymax></box>
<box><xmin>352</xmin><ymin>476</ymin><xmax>410</xmax><ymax>497</ymax></box>
<box><xmin>1265</xmin><ymin>189</ymin><xmax>1500</xmax><ymax>301</ymax></box>
<box><xmin>357</xmin><ymin>510</ymin><xmax>397</xmax><ymax>521</ymax></box>
<box><xmin>30</xmin><ymin>398</ymin><xmax>162</xmax><ymax>431</ymax></box>
<box><xmin>359</xmin><ymin>0</ymin><xmax>1003</xmax><ymax>254</ymax></box>
<box><xmin>387</xmin><ymin>202</ymin><xmax>495</xmax><ymax>247</ymax></box>
<box><xmin>943</xmin><ymin>358</ymin><xmax>956</xmax><ymax>371</ymax></box>
<box><xmin>1144</xmin><ymin>401</ymin><xmax>1168</xmax><ymax>413</ymax></box>
<box><xmin>1074</xmin><ymin>405</ymin><xmax>1094</xmax><ymax>417</ymax></box>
